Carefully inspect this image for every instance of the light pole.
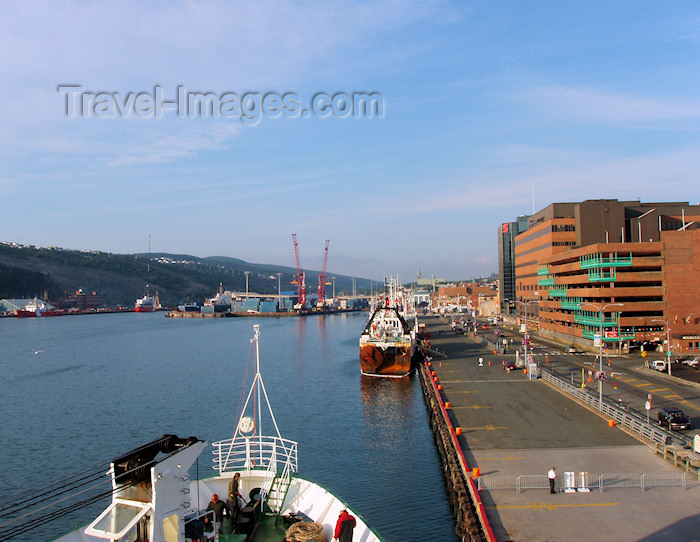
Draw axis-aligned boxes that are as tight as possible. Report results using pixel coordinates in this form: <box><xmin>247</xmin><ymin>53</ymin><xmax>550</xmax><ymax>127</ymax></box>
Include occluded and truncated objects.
<box><xmin>582</xmin><ymin>302</ymin><xmax>624</xmax><ymax>411</ymax></box>
<box><xmin>277</xmin><ymin>272</ymin><xmax>282</xmax><ymax>305</ymax></box>
<box><xmin>652</xmin><ymin>318</ymin><xmax>671</xmax><ymax>376</ymax></box>
<box><xmin>244</xmin><ymin>271</ymin><xmax>250</xmax><ymax>298</ymax></box>
<box><xmin>515</xmin><ymin>299</ymin><xmax>539</xmax><ymax>367</ymax></box>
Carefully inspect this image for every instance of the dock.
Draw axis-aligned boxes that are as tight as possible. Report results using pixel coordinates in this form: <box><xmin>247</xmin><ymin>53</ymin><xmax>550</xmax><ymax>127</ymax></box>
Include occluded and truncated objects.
<box><xmin>418</xmin><ymin>315</ymin><xmax>700</xmax><ymax>542</ymax></box>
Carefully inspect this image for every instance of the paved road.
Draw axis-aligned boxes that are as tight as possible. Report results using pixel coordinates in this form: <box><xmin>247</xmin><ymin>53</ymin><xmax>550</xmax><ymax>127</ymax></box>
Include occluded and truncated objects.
<box><xmin>423</xmin><ymin>315</ymin><xmax>700</xmax><ymax>542</ymax></box>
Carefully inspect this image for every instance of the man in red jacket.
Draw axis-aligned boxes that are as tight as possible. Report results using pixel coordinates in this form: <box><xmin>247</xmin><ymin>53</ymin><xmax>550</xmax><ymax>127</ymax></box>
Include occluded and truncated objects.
<box><xmin>334</xmin><ymin>509</ymin><xmax>356</xmax><ymax>542</ymax></box>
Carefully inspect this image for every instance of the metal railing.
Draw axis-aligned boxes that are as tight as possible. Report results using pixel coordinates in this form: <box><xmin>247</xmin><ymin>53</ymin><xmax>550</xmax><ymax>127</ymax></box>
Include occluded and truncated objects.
<box><xmin>212</xmin><ymin>435</ymin><xmax>298</xmax><ymax>474</ymax></box>
<box><xmin>478</xmin><ymin>472</ymin><xmax>688</xmax><ymax>493</ymax></box>
<box><xmin>539</xmin><ymin>367</ymin><xmax>692</xmax><ymax>449</ymax></box>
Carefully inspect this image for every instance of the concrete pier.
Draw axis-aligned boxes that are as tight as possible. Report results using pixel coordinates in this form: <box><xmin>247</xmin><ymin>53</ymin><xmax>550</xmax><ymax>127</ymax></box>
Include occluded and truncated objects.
<box><xmin>419</xmin><ymin>315</ymin><xmax>700</xmax><ymax>542</ymax></box>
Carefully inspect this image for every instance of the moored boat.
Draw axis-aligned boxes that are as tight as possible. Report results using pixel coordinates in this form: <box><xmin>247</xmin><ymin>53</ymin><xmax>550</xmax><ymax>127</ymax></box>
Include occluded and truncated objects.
<box><xmin>359</xmin><ymin>278</ymin><xmax>418</xmax><ymax>377</ymax></box>
<box><xmin>15</xmin><ymin>298</ymin><xmax>63</xmax><ymax>317</ymax></box>
<box><xmin>6</xmin><ymin>325</ymin><xmax>382</xmax><ymax>542</ymax></box>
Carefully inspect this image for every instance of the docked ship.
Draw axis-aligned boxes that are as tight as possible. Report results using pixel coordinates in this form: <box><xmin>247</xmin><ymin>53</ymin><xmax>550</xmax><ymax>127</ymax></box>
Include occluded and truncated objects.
<box><xmin>15</xmin><ymin>298</ymin><xmax>63</xmax><ymax>317</ymax></box>
<box><xmin>359</xmin><ymin>278</ymin><xmax>418</xmax><ymax>377</ymax></box>
<box><xmin>135</xmin><ymin>288</ymin><xmax>160</xmax><ymax>312</ymax></box>
<box><xmin>8</xmin><ymin>325</ymin><xmax>381</xmax><ymax>542</ymax></box>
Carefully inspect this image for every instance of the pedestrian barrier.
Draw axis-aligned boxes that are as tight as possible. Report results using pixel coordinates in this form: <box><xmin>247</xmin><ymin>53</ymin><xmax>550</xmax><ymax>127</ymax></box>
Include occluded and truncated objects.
<box><xmin>539</xmin><ymin>368</ymin><xmax>679</xmax><ymax>447</ymax></box>
<box><xmin>478</xmin><ymin>472</ymin><xmax>689</xmax><ymax>493</ymax></box>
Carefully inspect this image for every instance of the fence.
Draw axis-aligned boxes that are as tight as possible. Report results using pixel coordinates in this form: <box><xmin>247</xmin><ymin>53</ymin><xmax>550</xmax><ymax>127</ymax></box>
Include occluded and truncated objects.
<box><xmin>478</xmin><ymin>472</ymin><xmax>688</xmax><ymax>493</ymax></box>
<box><xmin>537</xmin><ymin>367</ymin><xmax>690</xmax><ymax>448</ymax></box>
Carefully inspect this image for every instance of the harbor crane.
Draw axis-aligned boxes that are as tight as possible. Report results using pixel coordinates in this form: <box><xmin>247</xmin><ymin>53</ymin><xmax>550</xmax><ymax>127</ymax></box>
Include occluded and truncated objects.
<box><xmin>317</xmin><ymin>240</ymin><xmax>330</xmax><ymax>307</ymax></box>
<box><xmin>291</xmin><ymin>234</ymin><xmax>307</xmax><ymax>309</ymax></box>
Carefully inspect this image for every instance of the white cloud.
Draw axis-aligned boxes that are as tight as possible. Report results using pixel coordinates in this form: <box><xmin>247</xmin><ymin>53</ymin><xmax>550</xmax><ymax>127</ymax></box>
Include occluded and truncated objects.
<box><xmin>526</xmin><ymin>86</ymin><xmax>700</xmax><ymax>123</ymax></box>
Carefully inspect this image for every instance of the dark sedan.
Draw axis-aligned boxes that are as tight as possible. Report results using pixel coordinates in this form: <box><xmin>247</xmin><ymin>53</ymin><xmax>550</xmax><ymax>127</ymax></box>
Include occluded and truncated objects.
<box><xmin>658</xmin><ymin>407</ymin><xmax>692</xmax><ymax>431</ymax></box>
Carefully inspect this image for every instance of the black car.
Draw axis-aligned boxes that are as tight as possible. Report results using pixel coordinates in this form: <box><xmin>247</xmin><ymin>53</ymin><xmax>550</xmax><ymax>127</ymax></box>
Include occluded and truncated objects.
<box><xmin>658</xmin><ymin>407</ymin><xmax>692</xmax><ymax>431</ymax></box>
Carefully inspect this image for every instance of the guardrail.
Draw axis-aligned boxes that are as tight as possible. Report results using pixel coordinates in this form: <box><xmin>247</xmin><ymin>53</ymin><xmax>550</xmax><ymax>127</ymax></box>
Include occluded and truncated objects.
<box><xmin>538</xmin><ymin>367</ymin><xmax>688</xmax><ymax>447</ymax></box>
<box><xmin>478</xmin><ymin>472</ymin><xmax>688</xmax><ymax>493</ymax></box>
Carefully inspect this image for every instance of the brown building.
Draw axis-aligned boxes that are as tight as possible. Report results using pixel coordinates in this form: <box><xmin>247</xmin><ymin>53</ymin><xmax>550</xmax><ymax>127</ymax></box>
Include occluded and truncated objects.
<box><xmin>513</xmin><ymin>199</ymin><xmax>700</xmax><ymax>354</ymax></box>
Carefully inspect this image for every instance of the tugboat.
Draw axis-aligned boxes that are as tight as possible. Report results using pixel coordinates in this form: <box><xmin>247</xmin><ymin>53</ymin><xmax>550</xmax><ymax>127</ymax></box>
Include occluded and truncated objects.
<box><xmin>5</xmin><ymin>325</ymin><xmax>382</xmax><ymax>542</ymax></box>
<box><xmin>359</xmin><ymin>278</ymin><xmax>418</xmax><ymax>377</ymax></box>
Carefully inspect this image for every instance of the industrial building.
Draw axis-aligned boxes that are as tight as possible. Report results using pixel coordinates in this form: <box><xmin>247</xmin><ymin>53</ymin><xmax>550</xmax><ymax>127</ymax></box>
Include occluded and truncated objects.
<box><xmin>503</xmin><ymin>199</ymin><xmax>700</xmax><ymax>354</ymax></box>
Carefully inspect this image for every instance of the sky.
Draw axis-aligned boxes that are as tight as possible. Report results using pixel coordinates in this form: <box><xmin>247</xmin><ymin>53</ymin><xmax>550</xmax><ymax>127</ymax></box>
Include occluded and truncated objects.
<box><xmin>2</xmin><ymin>1</ymin><xmax>700</xmax><ymax>282</ymax></box>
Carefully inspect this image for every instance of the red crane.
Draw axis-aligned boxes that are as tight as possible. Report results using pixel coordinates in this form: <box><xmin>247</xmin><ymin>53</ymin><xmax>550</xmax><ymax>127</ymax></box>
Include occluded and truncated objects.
<box><xmin>291</xmin><ymin>234</ymin><xmax>306</xmax><ymax>309</ymax></box>
<box><xmin>317</xmin><ymin>240</ymin><xmax>330</xmax><ymax>306</ymax></box>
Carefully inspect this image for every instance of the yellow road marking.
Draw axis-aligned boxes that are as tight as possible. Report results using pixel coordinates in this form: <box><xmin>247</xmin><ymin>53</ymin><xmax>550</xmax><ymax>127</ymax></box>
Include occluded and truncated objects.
<box><xmin>452</xmin><ymin>405</ymin><xmax>492</xmax><ymax>409</ymax></box>
<box><xmin>487</xmin><ymin>502</ymin><xmax>619</xmax><ymax>511</ymax></box>
<box><xmin>461</xmin><ymin>425</ymin><xmax>509</xmax><ymax>431</ymax></box>
<box><xmin>663</xmin><ymin>394</ymin><xmax>681</xmax><ymax>398</ymax></box>
<box><xmin>474</xmin><ymin>454</ymin><xmax>528</xmax><ymax>461</ymax></box>
<box><xmin>636</xmin><ymin>383</ymin><xmax>655</xmax><ymax>387</ymax></box>
<box><xmin>622</xmin><ymin>379</ymin><xmax>638</xmax><ymax>383</ymax></box>
<box><xmin>647</xmin><ymin>388</ymin><xmax>668</xmax><ymax>393</ymax></box>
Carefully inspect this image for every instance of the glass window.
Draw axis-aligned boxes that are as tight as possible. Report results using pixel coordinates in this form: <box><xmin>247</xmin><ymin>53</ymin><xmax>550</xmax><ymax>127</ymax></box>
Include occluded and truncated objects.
<box><xmin>85</xmin><ymin>500</ymin><xmax>151</xmax><ymax>540</ymax></box>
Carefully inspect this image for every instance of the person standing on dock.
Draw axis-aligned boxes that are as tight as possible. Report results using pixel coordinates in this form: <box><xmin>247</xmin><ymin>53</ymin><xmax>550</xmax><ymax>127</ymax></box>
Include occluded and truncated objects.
<box><xmin>548</xmin><ymin>467</ymin><xmax>557</xmax><ymax>494</ymax></box>
<box><xmin>334</xmin><ymin>509</ymin><xmax>356</xmax><ymax>542</ymax></box>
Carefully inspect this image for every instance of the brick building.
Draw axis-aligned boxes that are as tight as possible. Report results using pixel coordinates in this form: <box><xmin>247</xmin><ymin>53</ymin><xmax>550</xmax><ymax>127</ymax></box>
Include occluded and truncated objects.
<box><xmin>509</xmin><ymin>199</ymin><xmax>700</xmax><ymax>353</ymax></box>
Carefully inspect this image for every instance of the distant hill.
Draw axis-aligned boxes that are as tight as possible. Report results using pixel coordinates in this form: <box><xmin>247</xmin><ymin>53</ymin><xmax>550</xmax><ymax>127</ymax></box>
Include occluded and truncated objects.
<box><xmin>0</xmin><ymin>243</ymin><xmax>374</xmax><ymax>306</ymax></box>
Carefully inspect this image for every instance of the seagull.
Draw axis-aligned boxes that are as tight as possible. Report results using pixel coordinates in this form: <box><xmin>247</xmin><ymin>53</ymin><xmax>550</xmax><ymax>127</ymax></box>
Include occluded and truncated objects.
<box><xmin>31</xmin><ymin>349</ymin><xmax>44</xmax><ymax>355</ymax></box>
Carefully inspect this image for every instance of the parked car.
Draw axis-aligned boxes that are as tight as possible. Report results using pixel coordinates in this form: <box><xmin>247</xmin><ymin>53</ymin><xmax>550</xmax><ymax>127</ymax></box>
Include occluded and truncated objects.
<box><xmin>504</xmin><ymin>361</ymin><xmax>517</xmax><ymax>371</ymax></box>
<box><xmin>567</xmin><ymin>346</ymin><xmax>578</xmax><ymax>353</ymax></box>
<box><xmin>651</xmin><ymin>360</ymin><xmax>667</xmax><ymax>371</ymax></box>
<box><xmin>481</xmin><ymin>324</ymin><xmax>489</xmax><ymax>330</ymax></box>
<box><xmin>658</xmin><ymin>407</ymin><xmax>692</xmax><ymax>431</ymax></box>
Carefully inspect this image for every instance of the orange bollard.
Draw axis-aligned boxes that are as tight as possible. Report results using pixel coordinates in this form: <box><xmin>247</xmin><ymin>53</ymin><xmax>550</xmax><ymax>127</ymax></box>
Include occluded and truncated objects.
<box><xmin>456</xmin><ymin>427</ymin><xmax>462</xmax><ymax>435</ymax></box>
<box><xmin>445</xmin><ymin>402</ymin><xmax>451</xmax><ymax>408</ymax></box>
<box><xmin>472</xmin><ymin>468</ymin><xmax>481</xmax><ymax>478</ymax></box>
<box><xmin>438</xmin><ymin>384</ymin><xmax>443</xmax><ymax>390</ymax></box>
<box><xmin>608</xmin><ymin>420</ymin><xmax>616</xmax><ymax>427</ymax></box>
<box><xmin>488</xmin><ymin>360</ymin><xmax>491</xmax><ymax>366</ymax></box>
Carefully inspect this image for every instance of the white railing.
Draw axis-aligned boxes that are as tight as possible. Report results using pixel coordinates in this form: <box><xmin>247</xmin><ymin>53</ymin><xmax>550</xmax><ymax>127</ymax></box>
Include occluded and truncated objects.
<box><xmin>212</xmin><ymin>436</ymin><xmax>298</xmax><ymax>474</ymax></box>
<box><xmin>539</xmin><ymin>368</ymin><xmax>679</xmax><ymax>447</ymax></box>
<box><xmin>478</xmin><ymin>472</ymin><xmax>688</xmax><ymax>493</ymax></box>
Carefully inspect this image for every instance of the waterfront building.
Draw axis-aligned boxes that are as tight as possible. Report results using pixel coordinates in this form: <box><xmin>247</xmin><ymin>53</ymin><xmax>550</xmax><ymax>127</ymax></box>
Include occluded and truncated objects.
<box><xmin>512</xmin><ymin>199</ymin><xmax>700</xmax><ymax>354</ymax></box>
<box><xmin>497</xmin><ymin>215</ymin><xmax>530</xmax><ymax>315</ymax></box>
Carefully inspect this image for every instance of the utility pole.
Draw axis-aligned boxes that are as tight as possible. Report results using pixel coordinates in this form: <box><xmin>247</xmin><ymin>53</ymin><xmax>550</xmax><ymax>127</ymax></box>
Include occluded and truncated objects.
<box><xmin>277</xmin><ymin>272</ymin><xmax>282</xmax><ymax>306</ymax></box>
<box><xmin>582</xmin><ymin>302</ymin><xmax>624</xmax><ymax>411</ymax></box>
<box><xmin>652</xmin><ymin>318</ymin><xmax>671</xmax><ymax>376</ymax></box>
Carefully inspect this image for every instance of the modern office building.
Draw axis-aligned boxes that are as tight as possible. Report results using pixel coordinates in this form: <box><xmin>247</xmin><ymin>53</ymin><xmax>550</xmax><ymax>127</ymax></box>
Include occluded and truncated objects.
<box><xmin>511</xmin><ymin>199</ymin><xmax>700</xmax><ymax>354</ymax></box>
<box><xmin>497</xmin><ymin>215</ymin><xmax>530</xmax><ymax>315</ymax></box>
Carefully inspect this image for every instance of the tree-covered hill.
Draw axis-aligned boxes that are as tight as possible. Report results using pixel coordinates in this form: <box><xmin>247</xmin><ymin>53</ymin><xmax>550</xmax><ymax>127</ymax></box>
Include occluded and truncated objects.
<box><xmin>0</xmin><ymin>243</ymin><xmax>373</xmax><ymax>306</ymax></box>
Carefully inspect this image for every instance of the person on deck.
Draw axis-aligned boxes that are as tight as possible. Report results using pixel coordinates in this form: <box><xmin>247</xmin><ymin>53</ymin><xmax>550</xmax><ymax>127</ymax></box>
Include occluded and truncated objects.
<box><xmin>204</xmin><ymin>494</ymin><xmax>226</xmax><ymax>537</ymax></box>
<box><xmin>227</xmin><ymin>472</ymin><xmax>242</xmax><ymax>518</ymax></box>
<box><xmin>334</xmin><ymin>509</ymin><xmax>356</xmax><ymax>542</ymax></box>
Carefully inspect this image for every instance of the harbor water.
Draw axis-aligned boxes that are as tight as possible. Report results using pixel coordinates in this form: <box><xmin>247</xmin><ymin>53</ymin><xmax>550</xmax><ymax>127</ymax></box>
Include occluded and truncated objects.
<box><xmin>0</xmin><ymin>311</ymin><xmax>458</xmax><ymax>542</ymax></box>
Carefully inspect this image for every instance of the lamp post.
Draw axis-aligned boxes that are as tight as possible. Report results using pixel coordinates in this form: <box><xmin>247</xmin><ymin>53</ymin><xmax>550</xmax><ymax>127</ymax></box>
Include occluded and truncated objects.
<box><xmin>652</xmin><ymin>318</ymin><xmax>671</xmax><ymax>376</ymax></box>
<box><xmin>515</xmin><ymin>299</ymin><xmax>539</xmax><ymax>367</ymax></box>
<box><xmin>276</xmin><ymin>272</ymin><xmax>282</xmax><ymax>305</ymax></box>
<box><xmin>582</xmin><ymin>302</ymin><xmax>624</xmax><ymax>411</ymax></box>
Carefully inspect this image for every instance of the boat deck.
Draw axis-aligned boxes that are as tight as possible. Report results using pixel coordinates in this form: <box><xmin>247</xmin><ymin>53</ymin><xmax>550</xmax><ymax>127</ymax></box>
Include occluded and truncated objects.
<box><xmin>217</xmin><ymin>512</ymin><xmax>293</xmax><ymax>542</ymax></box>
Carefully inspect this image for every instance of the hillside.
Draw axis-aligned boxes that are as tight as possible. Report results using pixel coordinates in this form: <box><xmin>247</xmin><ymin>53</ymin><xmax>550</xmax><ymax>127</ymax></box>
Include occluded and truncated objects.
<box><xmin>0</xmin><ymin>243</ymin><xmax>373</xmax><ymax>306</ymax></box>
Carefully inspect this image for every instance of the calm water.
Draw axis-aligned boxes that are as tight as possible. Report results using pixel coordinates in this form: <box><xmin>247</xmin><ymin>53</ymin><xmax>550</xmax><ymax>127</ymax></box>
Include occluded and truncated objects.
<box><xmin>0</xmin><ymin>312</ymin><xmax>457</xmax><ymax>542</ymax></box>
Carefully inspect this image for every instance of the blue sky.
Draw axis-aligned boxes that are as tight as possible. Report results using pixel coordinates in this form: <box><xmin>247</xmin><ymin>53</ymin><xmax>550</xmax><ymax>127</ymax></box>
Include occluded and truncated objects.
<box><xmin>2</xmin><ymin>1</ymin><xmax>700</xmax><ymax>282</ymax></box>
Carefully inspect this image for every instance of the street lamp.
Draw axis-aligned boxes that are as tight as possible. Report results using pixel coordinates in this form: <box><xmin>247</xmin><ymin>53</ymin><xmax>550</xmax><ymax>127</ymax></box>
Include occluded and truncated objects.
<box><xmin>652</xmin><ymin>318</ymin><xmax>671</xmax><ymax>376</ymax></box>
<box><xmin>277</xmin><ymin>272</ymin><xmax>282</xmax><ymax>305</ymax></box>
<box><xmin>515</xmin><ymin>299</ymin><xmax>540</xmax><ymax>368</ymax></box>
<box><xmin>581</xmin><ymin>302</ymin><xmax>624</xmax><ymax>411</ymax></box>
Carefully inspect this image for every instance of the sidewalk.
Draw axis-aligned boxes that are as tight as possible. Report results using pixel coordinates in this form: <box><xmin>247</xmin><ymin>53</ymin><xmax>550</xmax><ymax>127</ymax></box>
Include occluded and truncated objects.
<box><xmin>423</xmin><ymin>315</ymin><xmax>700</xmax><ymax>542</ymax></box>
